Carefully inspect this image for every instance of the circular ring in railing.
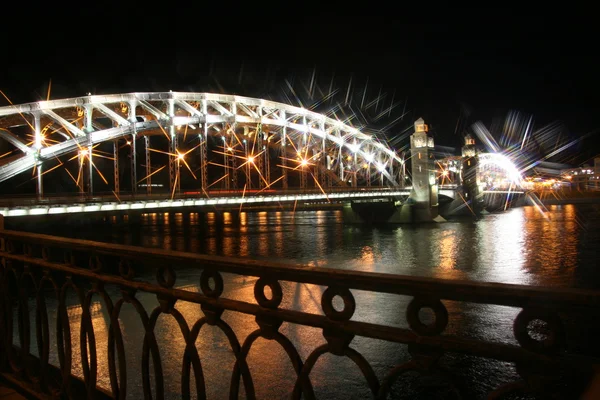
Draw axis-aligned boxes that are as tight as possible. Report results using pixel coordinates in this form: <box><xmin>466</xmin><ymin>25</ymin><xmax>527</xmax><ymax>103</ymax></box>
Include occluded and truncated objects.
<box><xmin>88</xmin><ymin>255</ymin><xmax>102</xmax><ymax>272</ymax></box>
<box><xmin>156</xmin><ymin>266</ymin><xmax>176</xmax><ymax>288</ymax></box>
<box><xmin>118</xmin><ymin>259</ymin><xmax>135</xmax><ymax>280</ymax></box>
<box><xmin>321</xmin><ymin>286</ymin><xmax>356</xmax><ymax>321</ymax></box>
<box><xmin>200</xmin><ymin>269</ymin><xmax>224</xmax><ymax>298</ymax></box>
<box><xmin>406</xmin><ymin>297</ymin><xmax>448</xmax><ymax>336</ymax></box>
<box><xmin>513</xmin><ymin>308</ymin><xmax>564</xmax><ymax>354</ymax></box>
<box><xmin>254</xmin><ymin>277</ymin><xmax>283</xmax><ymax>309</ymax></box>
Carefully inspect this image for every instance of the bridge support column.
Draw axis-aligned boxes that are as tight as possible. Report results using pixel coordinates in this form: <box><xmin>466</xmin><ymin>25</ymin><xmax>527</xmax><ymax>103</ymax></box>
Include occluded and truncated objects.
<box><xmin>128</xmin><ymin>101</ymin><xmax>137</xmax><ymax>195</ymax></box>
<box><xmin>257</xmin><ymin>125</ymin><xmax>265</xmax><ymax>189</ymax></box>
<box><xmin>407</xmin><ymin>118</ymin><xmax>438</xmax><ymax>222</ymax></box>
<box><xmin>280</xmin><ymin>119</ymin><xmax>288</xmax><ymax>189</ymax></box>
<box><xmin>78</xmin><ymin>152</ymin><xmax>85</xmax><ymax>194</ymax></box>
<box><xmin>200</xmin><ymin>100</ymin><xmax>208</xmax><ymax>194</ymax></box>
<box><xmin>130</xmin><ymin>135</ymin><xmax>137</xmax><ymax>195</ymax></box>
<box><xmin>168</xmin><ymin>99</ymin><xmax>180</xmax><ymax>196</ymax></box>
<box><xmin>222</xmin><ymin>136</ymin><xmax>230</xmax><ymax>190</ymax></box>
<box><xmin>145</xmin><ymin>136</ymin><xmax>151</xmax><ymax>195</ymax></box>
<box><xmin>243</xmin><ymin>138</ymin><xmax>251</xmax><ymax>189</ymax></box>
<box><xmin>88</xmin><ymin>142</ymin><xmax>93</xmax><ymax>196</ymax></box>
<box><xmin>33</xmin><ymin>113</ymin><xmax>43</xmax><ymax>198</ymax></box>
<box><xmin>228</xmin><ymin>135</ymin><xmax>237</xmax><ymax>190</ymax></box>
<box><xmin>113</xmin><ymin>140</ymin><xmax>120</xmax><ymax>196</ymax></box>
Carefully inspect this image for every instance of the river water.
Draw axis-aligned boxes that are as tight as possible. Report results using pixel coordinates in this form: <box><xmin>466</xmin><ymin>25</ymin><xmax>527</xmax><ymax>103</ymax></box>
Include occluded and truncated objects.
<box><xmin>11</xmin><ymin>203</ymin><xmax>600</xmax><ymax>399</ymax></box>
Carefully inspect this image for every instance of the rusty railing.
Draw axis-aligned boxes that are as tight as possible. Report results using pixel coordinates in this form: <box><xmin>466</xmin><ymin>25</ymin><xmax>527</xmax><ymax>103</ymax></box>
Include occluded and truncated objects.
<box><xmin>1</xmin><ymin>228</ymin><xmax>600</xmax><ymax>399</ymax></box>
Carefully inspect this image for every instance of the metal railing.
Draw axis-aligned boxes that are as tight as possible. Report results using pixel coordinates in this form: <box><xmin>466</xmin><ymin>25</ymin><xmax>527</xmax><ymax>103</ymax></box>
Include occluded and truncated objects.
<box><xmin>1</xmin><ymin>229</ymin><xmax>599</xmax><ymax>399</ymax></box>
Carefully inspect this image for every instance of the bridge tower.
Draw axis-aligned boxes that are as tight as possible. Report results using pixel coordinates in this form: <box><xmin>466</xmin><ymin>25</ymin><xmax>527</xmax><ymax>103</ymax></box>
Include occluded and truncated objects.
<box><xmin>460</xmin><ymin>134</ymin><xmax>484</xmax><ymax>215</ymax></box>
<box><xmin>407</xmin><ymin>118</ymin><xmax>439</xmax><ymax>221</ymax></box>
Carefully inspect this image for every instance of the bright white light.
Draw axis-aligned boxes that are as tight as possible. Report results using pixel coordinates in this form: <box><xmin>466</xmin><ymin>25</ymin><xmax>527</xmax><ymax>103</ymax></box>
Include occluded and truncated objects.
<box><xmin>248</xmin><ymin>156</ymin><xmax>254</xmax><ymax>163</ymax></box>
<box><xmin>227</xmin><ymin>147</ymin><xmax>233</xmax><ymax>152</ymax></box>
<box><xmin>300</xmin><ymin>159</ymin><xmax>308</xmax><ymax>167</ymax></box>
<box><xmin>8</xmin><ymin>209</ymin><xmax>27</xmax><ymax>216</ymax></box>
<box><xmin>364</xmin><ymin>153</ymin><xmax>374</xmax><ymax>163</ymax></box>
<box><xmin>178</xmin><ymin>153</ymin><xmax>184</xmax><ymax>160</ymax></box>
<box><xmin>349</xmin><ymin>144</ymin><xmax>359</xmax><ymax>153</ymax></box>
<box><xmin>478</xmin><ymin>153</ymin><xmax>524</xmax><ymax>185</ymax></box>
<box><xmin>442</xmin><ymin>170</ymin><xmax>449</xmax><ymax>176</ymax></box>
<box><xmin>79</xmin><ymin>149</ymin><xmax>89</xmax><ymax>157</ymax></box>
<box><xmin>377</xmin><ymin>163</ymin><xmax>385</xmax><ymax>172</ymax></box>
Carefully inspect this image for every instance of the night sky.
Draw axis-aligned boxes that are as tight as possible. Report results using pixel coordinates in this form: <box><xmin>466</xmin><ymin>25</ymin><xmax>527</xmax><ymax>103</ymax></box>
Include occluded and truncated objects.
<box><xmin>2</xmin><ymin>9</ymin><xmax>598</xmax><ymax>163</ymax></box>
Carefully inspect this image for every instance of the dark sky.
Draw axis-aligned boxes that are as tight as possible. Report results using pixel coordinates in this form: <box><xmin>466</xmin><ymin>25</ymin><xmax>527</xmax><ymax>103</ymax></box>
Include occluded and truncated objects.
<box><xmin>2</xmin><ymin>8</ymin><xmax>598</xmax><ymax>159</ymax></box>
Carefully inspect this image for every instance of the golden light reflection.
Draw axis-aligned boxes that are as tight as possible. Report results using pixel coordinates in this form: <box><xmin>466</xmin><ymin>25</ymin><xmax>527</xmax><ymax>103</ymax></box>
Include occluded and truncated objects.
<box><xmin>433</xmin><ymin>230</ymin><xmax>465</xmax><ymax>280</ymax></box>
<box><xmin>521</xmin><ymin>205</ymin><xmax>579</xmax><ymax>284</ymax></box>
<box><xmin>206</xmin><ymin>212</ymin><xmax>215</xmax><ymax>224</ymax></box>
<box><xmin>258</xmin><ymin>211</ymin><xmax>268</xmax><ymax>224</ymax></box>
<box><xmin>360</xmin><ymin>245</ymin><xmax>375</xmax><ymax>268</ymax></box>
<box><xmin>439</xmin><ymin>231</ymin><xmax>456</xmax><ymax>270</ymax></box>
<box><xmin>239</xmin><ymin>212</ymin><xmax>249</xmax><ymax>257</ymax></box>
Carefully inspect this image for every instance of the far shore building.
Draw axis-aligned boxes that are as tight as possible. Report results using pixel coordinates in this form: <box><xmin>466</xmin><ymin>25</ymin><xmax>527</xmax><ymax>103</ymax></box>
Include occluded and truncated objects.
<box><xmin>560</xmin><ymin>156</ymin><xmax>600</xmax><ymax>191</ymax></box>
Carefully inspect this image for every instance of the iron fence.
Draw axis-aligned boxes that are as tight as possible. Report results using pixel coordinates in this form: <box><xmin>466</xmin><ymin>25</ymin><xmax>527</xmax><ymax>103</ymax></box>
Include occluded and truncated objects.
<box><xmin>1</xmin><ymin>228</ymin><xmax>599</xmax><ymax>399</ymax></box>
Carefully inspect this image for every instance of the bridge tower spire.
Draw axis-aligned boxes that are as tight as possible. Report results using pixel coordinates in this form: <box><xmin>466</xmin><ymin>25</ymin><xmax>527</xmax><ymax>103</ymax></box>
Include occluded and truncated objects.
<box><xmin>408</xmin><ymin>118</ymin><xmax>439</xmax><ymax>221</ymax></box>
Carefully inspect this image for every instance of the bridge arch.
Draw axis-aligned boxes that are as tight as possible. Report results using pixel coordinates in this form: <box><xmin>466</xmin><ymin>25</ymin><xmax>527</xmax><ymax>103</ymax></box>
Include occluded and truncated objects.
<box><xmin>0</xmin><ymin>92</ymin><xmax>405</xmax><ymax>190</ymax></box>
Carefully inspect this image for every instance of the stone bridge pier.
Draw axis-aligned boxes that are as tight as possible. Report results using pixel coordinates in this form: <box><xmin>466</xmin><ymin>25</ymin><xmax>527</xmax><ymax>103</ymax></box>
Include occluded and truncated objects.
<box><xmin>343</xmin><ymin>118</ymin><xmax>440</xmax><ymax>223</ymax></box>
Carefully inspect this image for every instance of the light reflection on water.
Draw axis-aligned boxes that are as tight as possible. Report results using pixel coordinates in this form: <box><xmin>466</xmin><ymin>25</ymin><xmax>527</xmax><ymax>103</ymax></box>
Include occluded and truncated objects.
<box><xmin>15</xmin><ymin>204</ymin><xmax>600</xmax><ymax>399</ymax></box>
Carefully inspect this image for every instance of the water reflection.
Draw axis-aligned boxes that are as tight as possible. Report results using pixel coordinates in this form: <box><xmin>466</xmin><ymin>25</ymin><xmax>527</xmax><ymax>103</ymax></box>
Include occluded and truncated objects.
<box><xmin>26</xmin><ymin>206</ymin><xmax>598</xmax><ymax>287</ymax></box>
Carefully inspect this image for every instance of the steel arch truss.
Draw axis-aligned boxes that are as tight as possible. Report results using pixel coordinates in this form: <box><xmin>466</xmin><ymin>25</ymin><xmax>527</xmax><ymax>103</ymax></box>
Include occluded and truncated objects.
<box><xmin>0</xmin><ymin>92</ymin><xmax>405</xmax><ymax>192</ymax></box>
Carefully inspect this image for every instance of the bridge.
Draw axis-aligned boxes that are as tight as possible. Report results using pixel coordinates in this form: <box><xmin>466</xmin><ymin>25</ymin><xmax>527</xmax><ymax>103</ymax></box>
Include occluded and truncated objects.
<box><xmin>0</xmin><ymin>92</ymin><xmax>525</xmax><ymax>223</ymax></box>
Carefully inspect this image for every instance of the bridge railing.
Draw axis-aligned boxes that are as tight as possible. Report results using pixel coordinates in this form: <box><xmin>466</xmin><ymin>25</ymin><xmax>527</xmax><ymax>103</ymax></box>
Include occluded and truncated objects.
<box><xmin>1</xmin><ymin>229</ymin><xmax>599</xmax><ymax>399</ymax></box>
<box><xmin>0</xmin><ymin>186</ymin><xmax>409</xmax><ymax>208</ymax></box>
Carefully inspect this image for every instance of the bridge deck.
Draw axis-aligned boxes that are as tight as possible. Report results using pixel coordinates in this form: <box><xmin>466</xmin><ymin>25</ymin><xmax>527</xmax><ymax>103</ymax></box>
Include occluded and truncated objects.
<box><xmin>0</xmin><ymin>188</ymin><xmax>411</xmax><ymax>217</ymax></box>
